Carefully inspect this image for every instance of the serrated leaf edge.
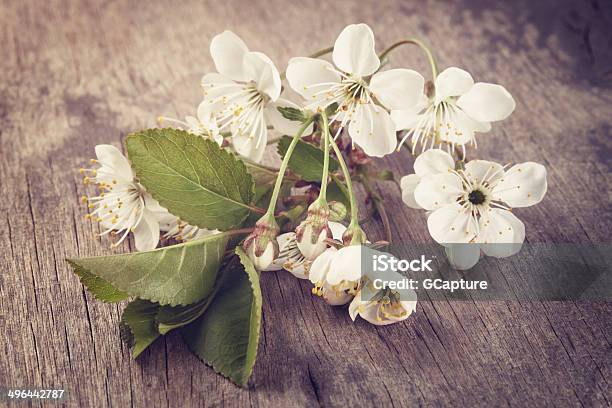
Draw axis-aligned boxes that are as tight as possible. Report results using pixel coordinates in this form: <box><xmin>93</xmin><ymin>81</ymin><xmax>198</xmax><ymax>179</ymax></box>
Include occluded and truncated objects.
<box><xmin>182</xmin><ymin>248</ymin><xmax>263</xmax><ymax>387</ymax></box>
<box><xmin>126</xmin><ymin>128</ymin><xmax>256</xmax><ymax>231</ymax></box>
<box><xmin>67</xmin><ymin>232</ymin><xmax>230</xmax><ymax>307</ymax></box>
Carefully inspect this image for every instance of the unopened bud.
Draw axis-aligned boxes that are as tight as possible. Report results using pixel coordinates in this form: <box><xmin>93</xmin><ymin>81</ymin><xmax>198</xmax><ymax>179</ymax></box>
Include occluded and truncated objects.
<box><xmin>243</xmin><ymin>216</ymin><xmax>280</xmax><ymax>270</ymax></box>
<box><xmin>296</xmin><ymin>200</ymin><xmax>331</xmax><ymax>260</ymax></box>
<box><xmin>342</xmin><ymin>223</ymin><xmax>367</xmax><ymax>246</ymax></box>
<box><xmin>328</xmin><ymin>201</ymin><xmax>347</xmax><ymax>222</ymax></box>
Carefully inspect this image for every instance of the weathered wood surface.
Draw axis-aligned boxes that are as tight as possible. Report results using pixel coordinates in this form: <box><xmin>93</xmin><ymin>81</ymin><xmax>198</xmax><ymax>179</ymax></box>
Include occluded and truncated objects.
<box><xmin>1</xmin><ymin>0</ymin><xmax>611</xmax><ymax>406</ymax></box>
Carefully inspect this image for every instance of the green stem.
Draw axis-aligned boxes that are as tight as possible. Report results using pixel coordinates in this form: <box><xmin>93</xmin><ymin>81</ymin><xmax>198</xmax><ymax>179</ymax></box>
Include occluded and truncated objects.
<box><xmin>265</xmin><ymin>116</ymin><xmax>315</xmax><ymax>217</ymax></box>
<box><xmin>328</xmin><ymin>135</ymin><xmax>359</xmax><ymax>224</ymax></box>
<box><xmin>280</xmin><ymin>46</ymin><xmax>333</xmax><ymax>80</ymax></box>
<box><xmin>308</xmin><ymin>46</ymin><xmax>334</xmax><ymax>59</ymax></box>
<box><xmin>378</xmin><ymin>38</ymin><xmax>438</xmax><ymax>79</ymax></box>
<box><xmin>318</xmin><ymin>112</ymin><xmax>331</xmax><ymax>200</ymax></box>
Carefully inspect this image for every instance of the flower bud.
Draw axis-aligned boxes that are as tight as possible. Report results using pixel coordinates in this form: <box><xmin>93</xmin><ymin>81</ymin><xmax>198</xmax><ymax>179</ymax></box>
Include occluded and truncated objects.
<box><xmin>328</xmin><ymin>201</ymin><xmax>347</xmax><ymax>222</ymax></box>
<box><xmin>295</xmin><ymin>200</ymin><xmax>331</xmax><ymax>260</ymax></box>
<box><xmin>342</xmin><ymin>223</ymin><xmax>367</xmax><ymax>246</ymax></box>
<box><xmin>243</xmin><ymin>216</ymin><xmax>280</xmax><ymax>270</ymax></box>
<box><xmin>247</xmin><ymin>240</ymin><xmax>277</xmax><ymax>270</ymax></box>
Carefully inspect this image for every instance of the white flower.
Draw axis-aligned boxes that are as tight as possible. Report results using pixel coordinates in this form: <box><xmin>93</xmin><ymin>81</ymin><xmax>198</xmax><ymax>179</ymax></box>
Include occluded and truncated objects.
<box><xmin>400</xmin><ymin>149</ymin><xmax>456</xmax><ymax>209</ymax></box>
<box><xmin>265</xmin><ymin>222</ymin><xmax>346</xmax><ymax>279</ymax></box>
<box><xmin>158</xmin><ymin>100</ymin><xmax>223</xmax><ymax>145</ymax></box>
<box><xmin>349</xmin><ymin>271</ymin><xmax>417</xmax><ymax>326</ymax></box>
<box><xmin>309</xmin><ymin>244</ymin><xmax>365</xmax><ymax>305</ymax></box>
<box><xmin>79</xmin><ymin>145</ymin><xmax>164</xmax><ymax>251</ymax></box>
<box><xmin>201</xmin><ymin>31</ymin><xmax>307</xmax><ymax>162</ymax></box>
<box><xmin>286</xmin><ymin>23</ymin><xmax>424</xmax><ymax>157</ymax></box>
<box><xmin>392</xmin><ymin>67</ymin><xmax>515</xmax><ymax>154</ymax></box>
<box><xmin>406</xmin><ymin>150</ymin><xmax>547</xmax><ymax>264</ymax></box>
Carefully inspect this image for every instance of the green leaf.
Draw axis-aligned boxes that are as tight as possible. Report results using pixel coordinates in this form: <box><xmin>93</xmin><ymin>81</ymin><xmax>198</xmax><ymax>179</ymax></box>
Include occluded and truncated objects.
<box><xmin>243</xmin><ymin>160</ymin><xmax>278</xmax><ymax>186</ymax></box>
<box><xmin>68</xmin><ymin>260</ymin><xmax>129</xmax><ymax>303</ymax></box>
<box><xmin>67</xmin><ymin>233</ymin><xmax>229</xmax><ymax>306</ymax></box>
<box><xmin>120</xmin><ymin>299</ymin><xmax>161</xmax><ymax>358</ymax></box>
<box><xmin>156</xmin><ymin>295</ymin><xmax>212</xmax><ymax>335</ymax></box>
<box><xmin>277</xmin><ymin>136</ymin><xmax>339</xmax><ymax>182</ymax></box>
<box><xmin>277</xmin><ymin>106</ymin><xmax>306</xmax><ymax>123</ymax></box>
<box><xmin>182</xmin><ymin>248</ymin><xmax>262</xmax><ymax>386</ymax></box>
<box><xmin>126</xmin><ymin>128</ymin><xmax>255</xmax><ymax>231</ymax></box>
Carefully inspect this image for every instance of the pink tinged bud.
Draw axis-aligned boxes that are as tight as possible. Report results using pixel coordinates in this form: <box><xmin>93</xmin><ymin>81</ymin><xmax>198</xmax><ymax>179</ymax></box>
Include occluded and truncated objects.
<box><xmin>296</xmin><ymin>199</ymin><xmax>332</xmax><ymax>260</ymax></box>
<box><xmin>342</xmin><ymin>224</ymin><xmax>367</xmax><ymax>246</ymax></box>
<box><xmin>297</xmin><ymin>224</ymin><xmax>331</xmax><ymax>260</ymax></box>
<box><xmin>247</xmin><ymin>240</ymin><xmax>276</xmax><ymax>271</ymax></box>
<box><xmin>242</xmin><ymin>215</ymin><xmax>280</xmax><ymax>270</ymax></box>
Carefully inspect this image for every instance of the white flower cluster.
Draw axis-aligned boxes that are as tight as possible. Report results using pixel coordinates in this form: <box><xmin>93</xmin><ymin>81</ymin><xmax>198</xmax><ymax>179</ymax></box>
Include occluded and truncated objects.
<box><xmin>78</xmin><ymin>23</ymin><xmax>548</xmax><ymax>327</ymax></box>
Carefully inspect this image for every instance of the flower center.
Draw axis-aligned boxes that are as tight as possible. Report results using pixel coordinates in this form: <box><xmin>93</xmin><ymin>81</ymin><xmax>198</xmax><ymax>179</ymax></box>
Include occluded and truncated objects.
<box><xmin>341</xmin><ymin>77</ymin><xmax>369</xmax><ymax>105</ymax></box>
<box><xmin>468</xmin><ymin>189</ymin><xmax>486</xmax><ymax>205</ymax></box>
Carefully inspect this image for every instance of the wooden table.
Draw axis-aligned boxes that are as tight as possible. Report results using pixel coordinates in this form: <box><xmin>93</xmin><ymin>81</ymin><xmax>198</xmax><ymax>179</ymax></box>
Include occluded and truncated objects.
<box><xmin>1</xmin><ymin>0</ymin><xmax>610</xmax><ymax>406</ymax></box>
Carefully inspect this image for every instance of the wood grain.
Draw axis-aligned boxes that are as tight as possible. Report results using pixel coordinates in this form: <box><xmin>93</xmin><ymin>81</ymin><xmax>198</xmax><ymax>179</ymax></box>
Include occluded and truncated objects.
<box><xmin>1</xmin><ymin>0</ymin><xmax>611</xmax><ymax>406</ymax></box>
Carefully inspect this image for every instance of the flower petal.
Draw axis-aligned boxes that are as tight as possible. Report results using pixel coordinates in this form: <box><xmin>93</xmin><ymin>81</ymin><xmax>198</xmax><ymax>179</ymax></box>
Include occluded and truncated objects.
<box><xmin>400</xmin><ymin>174</ymin><xmax>422</xmax><ymax>209</ymax></box>
<box><xmin>264</xmin><ymin>98</ymin><xmax>313</xmax><ymax>136</ymax></box>
<box><xmin>456</xmin><ymin>82</ymin><xmax>515</xmax><ymax>123</ymax></box>
<box><xmin>286</xmin><ymin>57</ymin><xmax>340</xmax><ymax>102</ymax></box>
<box><xmin>321</xmin><ymin>282</ymin><xmax>353</xmax><ymax>305</ymax></box>
<box><xmin>477</xmin><ymin>208</ymin><xmax>525</xmax><ymax>257</ymax></box>
<box><xmin>464</xmin><ymin>160</ymin><xmax>505</xmax><ymax>185</ymax></box>
<box><xmin>437</xmin><ymin>107</ymin><xmax>479</xmax><ymax>145</ymax></box>
<box><xmin>492</xmin><ymin>162</ymin><xmax>547</xmax><ymax>207</ymax></box>
<box><xmin>434</xmin><ymin>67</ymin><xmax>474</xmax><ymax>103</ymax></box>
<box><xmin>444</xmin><ymin>243</ymin><xmax>481</xmax><ymax>270</ymax></box>
<box><xmin>391</xmin><ymin>110</ymin><xmax>421</xmax><ymax>131</ymax></box>
<box><xmin>94</xmin><ymin>144</ymin><xmax>134</xmax><ymax>181</ymax></box>
<box><xmin>332</xmin><ymin>23</ymin><xmax>380</xmax><ymax>76</ymax></box>
<box><xmin>414</xmin><ymin>172</ymin><xmax>463</xmax><ymax>210</ymax></box>
<box><xmin>133</xmin><ymin>209</ymin><xmax>160</xmax><ymax>251</ymax></box>
<box><xmin>328</xmin><ymin>245</ymin><xmax>363</xmax><ymax>285</ymax></box>
<box><xmin>210</xmin><ymin>31</ymin><xmax>249</xmax><ymax>81</ymax></box>
<box><xmin>427</xmin><ymin>203</ymin><xmax>478</xmax><ymax>244</ymax></box>
<box><xmin>369</xmin><ymin>69</ymin><xmax>425</xmax><ymax>110</ymax></box>
<box><xmin>201</xmin><ymin>73</ymin><xmax>243</xmax><ymax>107</ymax></box>
<box><xmin>348</xmin><ymin>103</ymin><xmax>396</xmax><ymax>157</ymax></box>
<box><xmin>413</xmin><ymin>148</ymin><xmax>455</xmax><ymax>178</ymax></box>
<box><xmin>264</xmin><ymin>232</ymin><xmax>295</xmax><ymax>271</ymax></box>
<box><xmin>242</xmin><ymin>51</ymin><xmax>281</xmax><ymax>101</ymax></box>
<box><xmin>348</xmin><ymin>294</ymin><xmax>365</xmax><ymax>321</ymax></box>
<box><xmin>231</xmin><ymin>121</ymin><xmax>267</xmax><ymax>162</ymax></box>
<box><xmin>329</xmin><ymin>221</ymin><xmax>347</xmax><ymax>240</ymax></box>
<box><xmin>309</xmin><ymin>248</ymin><xmax>336</xmax><ymax>284</ymax></box>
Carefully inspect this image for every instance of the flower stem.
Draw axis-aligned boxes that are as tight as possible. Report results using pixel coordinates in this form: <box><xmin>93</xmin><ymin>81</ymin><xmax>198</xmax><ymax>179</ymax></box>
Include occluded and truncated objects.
<box><xmin>318</xmin><ymin>112</ymin><xmax>331</xmax><ymax>200</ymax></box>
<box><xmin>308</xmin><ymin>46</ymin><xmax>334</xmax><ymax>59</ymax></box>
<box><xmin>378</xmin><ymin>38</ymin><xmax>438</xmax><ymax>79</ymax></box>
<box><xmin>265</xmin><ymin>116</ymin><xmax>315</xmax><ymax>218</ymax></box>
<box><xmin>328</xmin><ymin>135</ymin><xmax>359</xmax><ymax>224</ymax></box>
<box><xmin>280</xmin><ymin>46</ymin><xmax>333</xmax><ymax>80</ymax></box>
